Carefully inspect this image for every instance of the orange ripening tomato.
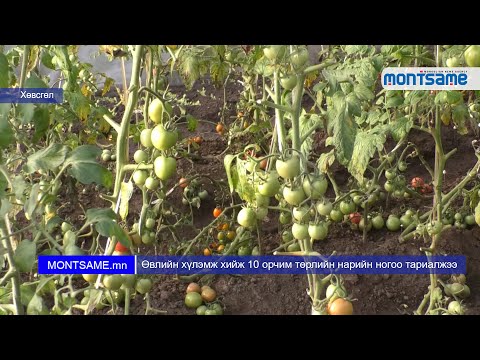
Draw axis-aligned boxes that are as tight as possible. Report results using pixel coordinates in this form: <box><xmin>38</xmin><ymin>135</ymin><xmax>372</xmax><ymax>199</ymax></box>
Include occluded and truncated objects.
<box><xmin>193</xmin><ymin>136</ymin><xmax>203</xmax><ymax>144</ymax></box>
<box><xmin>216</xmin><ymin>123</ymin><xmax>225</xmax><ymax>135</ymax></box>
<box><xmin>203</xmin><ymin>248</ymin><xmax>212</xmax><ymax>256</ymax></box>
<box><xmin>421</xmin><ymin>184</ymin><xmax>433</xmax><ymax>194</ymax></box>
<box><xmin>259</xmin><ymin>158</ymin><xmax>268</xmax><ymax>170</ymax></box>
<box><xmin>411</xmin><ymin>177</ymin><xmax>425</xmax><ymax>189</ymax></box>
<box><xmin>213</xmin><ymin>207</ymin><xmax>222</xmax><ymax>218</ymax></box>
<box><xmin>328</xmin><ymin>298</ymin><xmax>353</xmax><ymax>315</ymax></box>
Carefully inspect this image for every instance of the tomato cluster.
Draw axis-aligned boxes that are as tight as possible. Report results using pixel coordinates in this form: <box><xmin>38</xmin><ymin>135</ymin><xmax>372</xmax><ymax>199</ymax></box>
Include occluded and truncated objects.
<box><xmin>185</xmin><ymin>283</ymin><xmax>223</xmax><ymax>315</ymax></box>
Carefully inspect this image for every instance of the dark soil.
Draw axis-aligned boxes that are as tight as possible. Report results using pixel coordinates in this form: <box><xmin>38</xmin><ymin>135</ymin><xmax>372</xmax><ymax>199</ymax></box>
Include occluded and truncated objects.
<box><xmin>68</xmin><ymin>78</ymin><xmax>480</xmax><ymax>315</ymax></box>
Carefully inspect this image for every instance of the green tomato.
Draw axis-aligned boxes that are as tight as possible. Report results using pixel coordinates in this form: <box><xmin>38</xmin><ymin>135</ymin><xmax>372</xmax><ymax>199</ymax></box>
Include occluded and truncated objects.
<box><xmin>133</xmin><ymin>170</ymin><xmax>148</xmax><ymax>186</ymax></box>
<box><xmin>121</xmin><ymin>274</ymin><xmax>137</xmax><ymax>289</ymax></box>
<box><xmin>316</xmin><ymin>201</ymin><xmax>333</xmax><ymax>216</ymax></box>
<box><xmin>263</xmin><ymin>45</ymin><xmax>286</xmax><ymax>61</ymax></box>
<box><xmin>446</xmin><ymin>57</ymin><xmax>460</xmax><ymax>67</ymax></box>
<box><xmin>276</xmin><ymin>156</ymin><xmax>301</xmax><ymax>180</ymax></box>
<box><xmin>400</xmin><ymin>214</ymin><xmax>413</xmax><ymax>227</ymax></box>
<box><xmin>251</xmin><ymin>246</ymin><xmax>260</xmax><ymax>256</ymax></box>
<box><xmin>283</xmin><ymin>186</ymin><xmax>306</xmax><ymax>206</ymax></box>
<box><xmin>386</xmin><ymin>215</ymin><xmax>401</xmax><ymax>231</ymax></box>
<box><xmin>454</xmin><ymin>212</ymin><xmax>463</xmax><ymax>221</ymax></box>
<box><xmin>293</xmin><ymin>206</ymin><xmax>310</xmax><ymax>222</ymax></box>
<box><xmin>358</xmin><ymin>218</ymin><xmax>372</xmax><ymax>232</ymax></box>
<box><xmin>339</xmin><ymin>201</ymin><xmax>355</xmax><ymax>215</ymax></box>
<box><xmin>302</xmin><ymin>175</ymin><xmax>328</xmax><ymax>199</ymax></box>
<box><xmin>464</xmin><ymin>214</ymin><xmax>475</xmax><ymax>226</ymax></box>
<box><xmin>103</xmin><ymin>275</ymin><xmax>123</xmax><ymax>291</ymax></box>
<box><xmin>141</xmin><ymin>233</ymin><xmax>155</xmax><ymax>245</ymax></box>
<box><xmin>292</xmin><ymin>223</ymin><xmax>309</xmax><ymax>240</ymax></box>
<box><xmin>427</xmin><ymin>220</ymin><xmax>443</xmax><ymax>235</ymax></box>
<box><xmin>136</xmin><ymin>278</ymin><xmax>153</xmax><ymax>294</ymax></box>
<box><xmin>385</xmin><ymin>169</ymin><xmax>397</xmax><ymax>180</ymax></box>
<box><xmin>237</xmin><ymin>246</ymin><xmax>251</xmax><ymax>256</ymax></box>
<box><xmin>308</xmin><ymin>223</ymin><xmax>328</xmax><ymax>241</ymax></box>
<box><xmin>210</xmin><ymin>303</ymin><xmax>224</xmax><ymax>315</ymax></box>
<box><xmin>329</xmin><ymin>209</ymin><xmax>343</xmax><ymax>222</ymax></box>
<box><xmin>61</xmin><ymin>222</ymin><xmax>72</xmax><ymax>233</ymax></box>
<box><xmin>101</xmin><ymin>153</ymin><xmax>111</xmax><ymax>162</ymax></box>
<box><xmin>287</xmin><ymin>242</ymin><xmax>301</xmax><ymax>252</ymax></box>
<box><xmin>151</xmin><ymin>125</ymin><xmax>178</xmax><ymax>151</ymax></box>
<box><xmin>149</xmin><ymin>98</ymin><xmax>164</xmax><ymax>124</ymax></box>
<box><xmin>196</xmin><ymin>305</ymin><xmax>207</xmax><ymax>315</ymax></box>
<box><xmin>279</xmin><ymin>211</ymin><xmax>292</xmax><ymax>224</ymax></box>
<box><xmin>372</xmin><ymin>215</ymin><xmax>385</xmax><ymax>230</ymax></box>
<box><xmin>398</xmin><ymin>161</ymin><xmax>407</xmax><ymax>172</ymax></box>
<box><xmin>258</xmin><ymin>176</ymin><xmax>280</xmax><ymax>197</ymax></box>
<box><xmin>280</xmin><ymin>74</ymin><xmax>298</xmax><ymax>90</ymax></box>
<box><xmin>353</xmin><ymin>195</ymin><xmax>363</xmax><ymax>206</ymax></box>
<box><xmin>185</xmin><ymin>292</ymin><xmax>203</xmax><ymax>308</ymax></box>
<box><xmin>237</xmin><ymin>208</ymin><xmax>257</xmax><ymax>228</ymax></box>
<box><xmin>290</xmin><ymin>47</ymin><xmax>309</xmax><ymax>68</ymax></box>
<box><xmin>464</xmin><ymin>45</ymin><xmax>480</xmax><ymax>67</ymax></box>
<box><xmin>145</xmin><ymin>218</ymin><xmax>156</xmax><ymax>230</ymax></box>
<box><xmin>198</xmin><ymin>190</ymin><xmax>209</xmax><ymax>200</ymax></box>
<box><xmin>154</xmin><ymin>156</ymin><xmax>177</xmax><ymax>180</ymax></box>
<box><xmin>140</xmin><ymin>129</ymin><xmax>153</xmax><ymax>148</ymax></box>
<box><xmin>282</xmin><ymin>230</ymin><xmax>293</xmax><ymax>243</ymax></box>
<box><xmin>134</xmin><ymin>149</ymin><xmax>148</xmax><ymax>164</ymax></box>
<box><xmin>145</xmin><ymin>177</ymin><xmax>160</xmax><ymax>191</ymax></box>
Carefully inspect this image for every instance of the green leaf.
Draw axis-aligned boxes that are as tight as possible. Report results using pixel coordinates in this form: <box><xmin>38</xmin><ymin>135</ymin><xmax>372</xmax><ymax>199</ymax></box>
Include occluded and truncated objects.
<box><xmin>41</xmin><ymin>50</ymin><xmax>55</xmax><ymax>70</ymax></box>
<box><xmin>344</xmin><ymin>45</ymin><xmax>370</xmax><ymax>55</ymax></box>
<box><xmin>64</xmin><ymin>91</ymin><xmax>91</xmax><ymax>121</ymax></box>
<box><xmin>210</xmin><ymin>60</ymin><xmax>229</xmax><ymax>86</ymax></box>
<box><xmin>102</xmin><ymin>77</ymin><xmax>114</xmax><ymax>96</ymax></box>
<box><xmin>404</xmin><ymin>90</ymin><xmax>427</xmax><ymax>106</ymax></box>
<box><xmin>25</xmin><ymin>73</ymin><xmax>48</xmax><ymax>88</ymax></box>
<box><xmin>354</xmin><ymin>83</ymin><xmax>374</xmax><ymax>101</ymax></box>
<box><xmin>386</xmin><ymin>95</ymin><xmax>404</xmax><ymax>108</ymax></box>
<box><xmin>20</xmin><ymin>283</ymin><xmax>36</xmax><ymax>306</ymax></box>
<box><xmin>253</xmin><ymin>57</ymin><xmax>274</xmax><ymax>77</ymax></box>
<box><xmin>25</xmin><ymin>143</ymin><xmax>69</xmax><ymax>173</ymax></box>
<box><xmin>24</xmin><ymin>183</ymin><xmax>40</xmax><ymax>220</ymax></box>
<box><xmin>0</xmin><ymin>171</ymin><xmax>6</xmax><ymax>199</ymax></box>
<box><xmin>346</xmin><ymin>93</ymin><xmax>361</xmax><ymax>117</ymax></box>
<box><xmin>389</xmin><ymin>116</ymin><xmax>413</xmax><ymax>142</ymax></box>
<box><xmin>186</xmin><ymin>114</ymin><xmax>198</xmax><ymax>132</ymax></box>
<box><xmin>85</xmin><ymin>208</ymin><xmax>130</xmax><ymax>248</ymax></box>
<box><xmin>27</xmin><ymin>294</ymin><xmax>49</xmax><ymax>315</ymax></box>
<box><xmin>317</xmin><ymin>149</ymin><xmax>335</xmax><ymax>173</ymax></box>
<box><xmin>32</xmin><ymin>107</ymin><xmax>50</xmax><ymax>143</ymax></box>
<box><xmin>0</xmin><ymin>107</ymin><xmax>14</xmax><ymax>148</ymax></box>
<box><xmin>330</xmin><ymin>92</ymin><xmax>357</xmax><ymax>166</ymax></box>
<box><xmin>119</xmin><ymin>181</ymin><xmax>134</xmax><ymax>221</ymax></box>
<box><xmin>224</xmin><ymin>154</ymin><xmax>237</xmax><ymax>193</ymax></box>
<box><xmin>0</xmin><ymin>199</ymin><xmax>11</xmax><ymax>218</ymax></box>
<box><xmin>348</xmin><ymin>130</ymin><xmax>387</xmax><ymax>183</ymax></box>
<box><xmin>65</xmin><ymin>145</ymin><xmax>113</xmax><ymax>188</ymax></box>
<box><xmin>235</xmin><ymin>159</ymin><xmax>256</xmax><ymax>204</ymax></box>
<box><xmin>14</xmin><ymin>240</ymin><xmax>36</xmax><ymax>272</ymax></box>
<box><xmin>95</xmin><ymin>221</ymin><xmax>130</xmax><ymax>247</ymax></box>
<box><xmin>12</xmin><ymin>175</ymin><xmax>27</xmax><ymax>202</ymax></box>
<box><xmin>447</xmin><ymin>91</ymin><xmax>462</xmax><ymax>105</ymax></box>
<box><xmin>18</xmin><ymin>103</ymin><xmax>35</xmax><ymax>124</ymax></box>
<box><xmin>0</xmin><ymin>53</ymin><xmax>9</xmax><ymax>87</ymax></box>
<box><xmin>452</xmin><ymin>104</ymin><xmax>468</xmax><ymax>135</ymax></box>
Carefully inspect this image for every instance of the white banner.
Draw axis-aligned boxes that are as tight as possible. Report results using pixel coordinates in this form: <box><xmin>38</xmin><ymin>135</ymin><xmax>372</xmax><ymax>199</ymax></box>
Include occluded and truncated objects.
<box><xmin>381</xmin><ymin>67</ymin><xmax>480</xmax><ymax>90</ymax></box>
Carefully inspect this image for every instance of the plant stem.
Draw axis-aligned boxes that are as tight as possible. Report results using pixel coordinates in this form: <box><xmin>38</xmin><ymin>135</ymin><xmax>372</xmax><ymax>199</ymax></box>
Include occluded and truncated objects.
<box><xmin>0</xmin><ymin>215</ymin><xmax>24</xmax><ymax>315</ymax></box>
<box><xmin>273</xmin><ymin>69</ymin><xmax>288</xmax><ymax>153</ymax></box>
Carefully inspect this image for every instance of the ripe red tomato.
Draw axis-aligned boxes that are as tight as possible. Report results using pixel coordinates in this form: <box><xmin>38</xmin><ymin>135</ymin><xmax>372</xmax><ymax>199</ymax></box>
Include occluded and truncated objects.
<box><xmin>114</xmin><ymin>242</ymin><xmax>129</xmax><ymax>253</ymax></box>
<box><xmin>349</xmin><ymin>212</ymin><xmax>362</xmax><ymax>225</ymax></box>
<box><xmin>411</xmin><ymin>177</ymin><xmax>425</xmax><ymax>189</ymax></box>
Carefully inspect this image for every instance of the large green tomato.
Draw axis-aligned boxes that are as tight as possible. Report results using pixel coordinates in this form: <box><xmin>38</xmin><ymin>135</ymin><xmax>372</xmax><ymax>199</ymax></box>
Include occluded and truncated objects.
<box><xmin>149</xmin><ymin>98</ymin><xmax>164</xmax><ymax>124</ymax></box>
<box><xmin>292</xmin><ymin>223</ymin><xmax>309</xmax><ymax>240</ymax></box>
<box><xmin>316</xmin><ymin>201</ymin><xmax>333</xmax><ymax>216</ymax></box>
<box><xmin>133</xmin><ymin>170</ymin><xmax>148</xmax><ymax>186</ymax></box>
<box><xmin>280</xmin><ymin>74</ymin><xmax>297</xmax><ymax>90</ymax></box>
<box><xmin>151</xmin><ymin>125</ymin><xmax>178</xmax><ymax>151</ymax></box>
<box><xmin>154</xmin><ymin>156</ymin><xmax>177</xmax><ymax>180</ymax></box>
<box><xmin>258</xmin><ymin>175</ymin><xmax>280</xmax><ymax>197</ymax></box>
<box><xmin>308</xmin><ymin>223</ymin><xmax>328</xmax><ymax>241</ymax></box>
<box><xmin>283</xmin><ymin>186</ymin><xmax>306</xmax><ymax>206</ymax></box>
<box><xmin>302</xmin><ymin>175</ymin><xmax>328</xmax><ymax>199</ymax></box>
<box><xmin>291</xmin><ymin>47</ymin><xmax>309</xmax><ymax>68</ymax></box>
<box><xmin>465</xmin><ymin>45</ymin><xmax>480</xmax><ymax>67</ymax></box>
<box><xmin>134</xmin><ymin>149</ymin><xmax>148</xmax><ymax>164</ymax></box>
<box><xmin>263</xmin><ymin>45</ymin><xmax>286</xmax><ymax>61</ymax></box>
<box><xmin>276</xmin><ymin>156</ymin><xmax>300</xmax><ymax>179</ymax></box>
<box><xmin>237</xmin><ymin>208</ymin><xmax>256</xmax><ymax>228</ymax></box>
